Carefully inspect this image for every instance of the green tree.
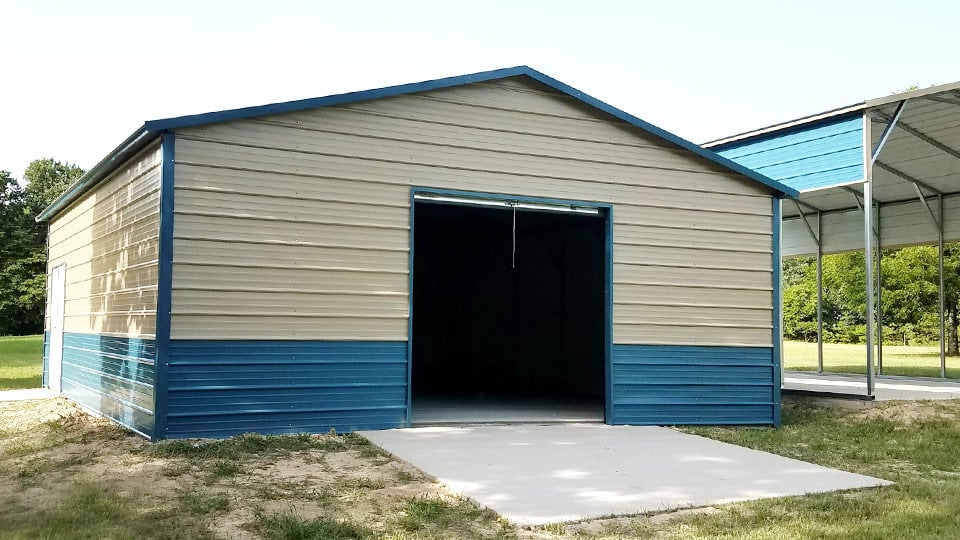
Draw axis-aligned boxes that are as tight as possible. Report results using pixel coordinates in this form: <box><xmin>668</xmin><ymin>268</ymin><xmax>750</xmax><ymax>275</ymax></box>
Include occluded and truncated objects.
<box><xmin>0</xmin><ymin>160</ymin><xmax>83</xmax><ymax>335</ymax></box>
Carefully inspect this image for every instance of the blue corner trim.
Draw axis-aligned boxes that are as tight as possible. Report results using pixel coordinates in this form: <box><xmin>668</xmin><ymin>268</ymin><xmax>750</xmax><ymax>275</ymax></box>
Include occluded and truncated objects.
<box><xmin>772</xmin><ymin>197</ymin><xmax>783</xmax><ymax>426</ymax></box>
<box><xmin>37</xmin><ymin>65</ymin><xmax>796</xmax><ymax>223</ymax></box>
<box><xmin>406</xmin><ymin>189</ymin><xmax>416</xmax><ymax>427</ymax></box>
<box><xmin>153</xmin><ymin>131</ymin><xmax>176</xmax><ymax>440</ymax></box>
<box><xmin>604</xmin><ymin>205</ymin><xmax>614</xmax><ymax>422</ymax></box>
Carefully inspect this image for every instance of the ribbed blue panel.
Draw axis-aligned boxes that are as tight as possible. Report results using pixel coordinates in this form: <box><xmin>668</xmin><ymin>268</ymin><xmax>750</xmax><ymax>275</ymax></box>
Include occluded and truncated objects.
<box><xmin>714</xmin><ymin>114</ymin><xmax>863</xmax><ymax>192</ymax></box>
<box><xmin>163</xmin><ymin>340</ymin><xmax>408</xmax><ymax>439</ymax></box>
<box><xmin>609</xmin><ymin>345</ymin><xmax>776</xmax><ymax>425</ymax></box>
<box><xmin>42</xmin><ymin>331</ymin><xmax>50</xmax><ymax>387</ymax></box>
<box><xmin>61</xmin><ymin>332</ymin><xmax>156</xmax><ymax>437</ymax></box>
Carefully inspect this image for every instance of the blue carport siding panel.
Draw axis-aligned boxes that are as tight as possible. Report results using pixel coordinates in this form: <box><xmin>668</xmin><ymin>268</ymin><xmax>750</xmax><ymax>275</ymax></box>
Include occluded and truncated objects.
<box><xmin>60</xmin><ymin>333</ymin><xmax>156</xmax><ymax>437</ymax></box>
<box><xmin>714</xmin><ymin>115</ymin><xmax>863</xmax><ymax>192</ymax></box>
<box><xmin>610</xmin><ymin>345</ymin><xmax>777</xmax><ymax>425</ymax></box>
<box><xmin>163</xmin><ymin>341</ymin><xmax>408</xmax><ymax>439</ymax></box>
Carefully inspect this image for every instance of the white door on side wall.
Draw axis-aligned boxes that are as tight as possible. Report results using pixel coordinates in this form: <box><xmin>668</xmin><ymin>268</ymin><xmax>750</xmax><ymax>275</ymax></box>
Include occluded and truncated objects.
<box><xmin>48</xmin><ymin>264</ymin><xmax>66</xmax><ymax>393</ymax></box>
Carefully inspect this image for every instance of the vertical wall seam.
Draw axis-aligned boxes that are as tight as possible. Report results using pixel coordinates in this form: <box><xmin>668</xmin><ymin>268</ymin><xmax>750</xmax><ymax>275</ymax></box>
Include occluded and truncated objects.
<box><xmin>154</xmin><ymin>131</ymin><xmax>176</xmax><ymax>440</ymax></box>
<box><xmin>772</xmin><ymin>196</ymin><xmax>783</xmax><ymax>426</ymax></box>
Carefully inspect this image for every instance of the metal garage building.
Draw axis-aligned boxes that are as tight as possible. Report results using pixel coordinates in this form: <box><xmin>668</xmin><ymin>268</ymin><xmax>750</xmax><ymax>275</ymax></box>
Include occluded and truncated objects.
<box><xmin>38</xmin><ymin>66</ymin><xmax>796</xmax><ymax>439</ymax></box>
<box><xmin>706</xmin><ymin>82</ymin><xmax>960</xmax><ymax>394</ymax></box>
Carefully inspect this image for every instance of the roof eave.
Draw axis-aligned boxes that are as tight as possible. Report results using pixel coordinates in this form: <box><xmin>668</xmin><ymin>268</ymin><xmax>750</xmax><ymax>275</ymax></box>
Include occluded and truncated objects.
<box><xmin>36</xmin><ymin>126</ymin><xmax>159</xmax><ymax>222</ymax></box>
<box><xmin>37</xmin><ymin>65</ymin><xmax>798</xmax><ymax>222</ymax></box>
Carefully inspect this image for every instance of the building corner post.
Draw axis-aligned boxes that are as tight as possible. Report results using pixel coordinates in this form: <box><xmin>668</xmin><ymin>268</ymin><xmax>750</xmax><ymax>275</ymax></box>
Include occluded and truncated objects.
<box><xmin>862</xmin><ymin>113</ymin><xmax>876</xmax><ymax>396</ymax></box>
<box><xmin>154</xmin><ymin>131</ymin><xmax>176</xmax><ymax>440</ymax></box>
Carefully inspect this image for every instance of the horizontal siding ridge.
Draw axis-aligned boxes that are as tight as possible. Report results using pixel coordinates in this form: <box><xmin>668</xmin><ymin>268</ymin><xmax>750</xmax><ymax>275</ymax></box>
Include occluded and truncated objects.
<box><xmin>176</xmin><ymin>185</ymin><xmax>409</xmax><ymax>209</ymax></box>
<box><xmin>612</xmin><ymin>280</ymin><xmax>772</xmax><ymax>291</ymax></box>
<box><xmin>48</xmin><ymin>160</ymin><xmax>161</xmax><ymax>235</ymax></box>
<box><xmin>66</xmin><ymin>362</ymin><xmax>155</xmax><ymax>391</ymax></box>
<box><xmin>174</xmin><ymin>209</ymin><xmax>409</xmax><ymax>232</ymax></box>
<box><xmin>613</xmin><ymin>260</ymin><xmax>772</xmax><ymax>273</ymax></box>
<box><xmin>174</xmin><ymin>261</ymin><xmax>407</xmax><ymax>276</ymax></box>
<box><xmin>174</xmin><ymin>285</ymin><xmax>407</xmax><ymax>296</ymax></box>
<box><xmin>614</xmin><ymin>240</ymin><xmax>772</xmax><ymax>254</ymax></box>
<box><xmin>171</xmin><ymin>236</ymin><xmax>409</xmax><ymax>253</ymax></box>
<box><xmin>614</xmin><ymin>300</ymin><xmax>772</xmax><ymax>311</ymax></box>
<box><xmin>64</xmin><ymin>260</ymin><xmax>159</xmax><ymax>288</ymax></box>
<box><xmin>613</xmin><ymin>219</ymin><xmax>771</xmax><ymax>236</ymax></box>
<box><xmin>168</xmin><ymin>382</ymin><xmax>404</xmax><ymax>391</ymax></box>
<box><xmin>53</xmin><ymin>220</ymin><xmax>158</xmax><ymax>262</ymax></box>
<box><xmin>65</xmin><ymin>346</ymin><xmax>156</xmax><ymax>366</ymax></box>
<box><xmin>616</xmin><ymin>320</ymin><xmax>774</xmax><ymax>329</ymax></box>
<box><xmin>319</xmin><ymin>107</ymin><xmax>669</xmax><ymax>151</ymax></box>
<box><xmin>170</xmin><ymin>311</ymin><xmax>408</xmax><ymax>319</ymax></box>
<box><xmin>166</xmin><ymin>404</ymin><xmax>406</xmax><ymax>418</ymax></box>
<box><xmin>70</xmin><ymin>285</ymin><xmax>159</xmax><ymax>300</ymax></box>
<box><xmin>248</xmin><ymin>117</ymin><xmax>712</xmax><ymax>173</ymax></box>
<box><xmin>177</xmin><ymin>136</ymin><xmax>761</xmax><ymax>196</ymax></box>
<box><xmin>613</xmin><ymin>381</ymin><xmax>773</xmax><ymax>387</ymax></box>
<box><xmin>615</xmin><ymin>400</ymin><xmax>775</xmax><ymax>406</ymax></box>
<box><xmin>182</xmin><ymin>155</ymin><xmax>764</xmax><ymax>203</ymax></box>
<box><xmin>417</xmin><ymin>94</ymin><xmax>612</xmax><ymax>124</ymax></box>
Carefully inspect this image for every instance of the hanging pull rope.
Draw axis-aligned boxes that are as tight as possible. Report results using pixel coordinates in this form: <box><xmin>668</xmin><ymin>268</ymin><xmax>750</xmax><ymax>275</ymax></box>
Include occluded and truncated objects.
<box><xmin>511</xmin><ymin>202</ymin><xmax>517</xmax><ymax>269</ymax></box>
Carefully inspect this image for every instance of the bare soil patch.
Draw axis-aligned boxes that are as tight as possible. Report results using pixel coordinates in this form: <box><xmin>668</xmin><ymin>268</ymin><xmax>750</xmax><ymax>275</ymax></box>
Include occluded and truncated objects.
<box><xmin>853</xmin><ymin>400</ymin><xmax>959</xmax><ymax>425</ymax></box>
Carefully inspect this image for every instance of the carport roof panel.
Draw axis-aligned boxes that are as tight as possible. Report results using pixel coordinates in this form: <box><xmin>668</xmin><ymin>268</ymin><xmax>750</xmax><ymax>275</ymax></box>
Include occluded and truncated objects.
<box><xmin>38</xmin><ymin>66</ymin><xmax>797</xmax><ymax>222</ymax></box>
<box><xmin>705</xmin><ymin>81</ymin><xmax>960</xmax><ymax>220</ymax></box>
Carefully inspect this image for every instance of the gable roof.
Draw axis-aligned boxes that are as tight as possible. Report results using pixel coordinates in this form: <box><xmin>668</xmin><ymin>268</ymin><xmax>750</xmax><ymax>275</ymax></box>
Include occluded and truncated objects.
<box><xmin>38</xmin><ymin>66</ymin><xmax>796</xmax><ymax>221</ymax></box>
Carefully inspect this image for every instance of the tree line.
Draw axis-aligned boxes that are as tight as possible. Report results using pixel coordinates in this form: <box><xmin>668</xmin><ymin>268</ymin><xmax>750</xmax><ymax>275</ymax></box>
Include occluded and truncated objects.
<box><xmin>783</xmin><ymin>246</ymin><xmax>960</xmax><ymax>354</ymax></box>
<box><xmin>0</xmin><ymin>160</ymin><xmax>83</xmax><ymax>335</ymax></box>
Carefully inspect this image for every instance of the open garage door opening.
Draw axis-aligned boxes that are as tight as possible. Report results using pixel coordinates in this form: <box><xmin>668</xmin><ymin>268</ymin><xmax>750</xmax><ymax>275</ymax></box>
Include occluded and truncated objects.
<box><xmin>411</xmin><ymin>196</ymin><xmax>608</xmax><ymax>424</ymax></box>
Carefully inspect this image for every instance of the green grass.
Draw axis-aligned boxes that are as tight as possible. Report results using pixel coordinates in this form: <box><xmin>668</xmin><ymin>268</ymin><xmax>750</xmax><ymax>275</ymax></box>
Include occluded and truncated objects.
<box><xmin>0</xmin><ymin>482</ymin><xmax>215</xmax><ymax>539</ymax></box>
<box><xmin>256</xmin><ymin>510</ymin><xmax>375</xmax><ymax>540</ymax></box>
<box><xmin>784</xmin><ymin>340</ymin><xmax>960</xmax><ymax>378</ymax></box>
<box><xmin>0</xmin><ymin>334</ymin><xmax>43</xmax><ymax>389</ymax></box>
<box><xmin>676</xmin><ymin>401</ymin><xmax>960</xmax><ymax>539</ymax></box>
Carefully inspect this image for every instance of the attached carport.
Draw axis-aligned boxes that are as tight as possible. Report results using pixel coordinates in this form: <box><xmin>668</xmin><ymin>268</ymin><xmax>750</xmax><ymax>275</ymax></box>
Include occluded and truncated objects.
<box><xmin>706</xmin><ymin>82</ymin><xmax>960</xmax><ymax>394</ymax></box>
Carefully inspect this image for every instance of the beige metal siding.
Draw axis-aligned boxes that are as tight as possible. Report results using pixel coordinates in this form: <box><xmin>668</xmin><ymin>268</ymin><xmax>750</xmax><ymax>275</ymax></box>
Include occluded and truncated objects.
<box><xmin>171</xmin><ymin>77</ymin><xmax>774</xmax><ymax>346</ymax></box>
<box><xmin>46</xmin><ymin>144</ymin><xmax>162</xmax><ymax>338</ymax></box>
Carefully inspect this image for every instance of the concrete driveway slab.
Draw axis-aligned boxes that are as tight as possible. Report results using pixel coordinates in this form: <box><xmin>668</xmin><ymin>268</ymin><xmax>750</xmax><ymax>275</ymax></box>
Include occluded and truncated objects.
<box><xmin>360</xmin><ymin>424</ymin><xmax>890</xmax><ymax>525</ymax></box>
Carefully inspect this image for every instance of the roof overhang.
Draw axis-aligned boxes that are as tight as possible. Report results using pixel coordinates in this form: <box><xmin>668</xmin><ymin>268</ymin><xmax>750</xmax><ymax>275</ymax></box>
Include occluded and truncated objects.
<box><xmin>706</xmin><ymin>80</ymin><xmax>960</xmax><ymax>256</ymax></box>
<box><xmin>38</xmin><ymin>65</ymin><xmax>797</xmax><ymax>222</ymax></box>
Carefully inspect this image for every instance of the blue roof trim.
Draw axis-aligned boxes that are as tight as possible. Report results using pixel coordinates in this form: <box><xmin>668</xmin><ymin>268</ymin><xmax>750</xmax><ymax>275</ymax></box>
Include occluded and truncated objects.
<box><xmin>37</xmin><ymin>65</ymin><xmax>796</xmax><ymax>221</ymax></box>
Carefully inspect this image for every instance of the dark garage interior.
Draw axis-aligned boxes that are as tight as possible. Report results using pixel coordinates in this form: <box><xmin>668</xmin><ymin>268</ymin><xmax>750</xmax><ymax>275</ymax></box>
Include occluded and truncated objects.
<box><xmin>411</xmin><ymin>200</ymin><xmax>607</xmax><ymax>422</ymax></box>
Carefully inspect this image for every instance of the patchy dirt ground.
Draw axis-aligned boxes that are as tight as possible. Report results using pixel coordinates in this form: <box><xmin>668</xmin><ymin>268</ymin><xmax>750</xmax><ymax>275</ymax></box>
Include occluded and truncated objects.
<box><xmin>853</xmin><ymin>400</ymin><xmax>960</xmax><ymax>425</ymax></box>
<box><xmin>0</xmin><ymin>398</ymin><xmax>698</xmax><ymax>539</ymax></box>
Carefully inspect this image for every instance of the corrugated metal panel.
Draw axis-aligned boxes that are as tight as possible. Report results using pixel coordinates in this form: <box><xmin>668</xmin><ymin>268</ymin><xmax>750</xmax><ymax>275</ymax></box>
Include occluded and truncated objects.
<box><xmin>42</xmin><ymin>331</ymin><xmax>50</xmax><ymax>387</ymax></box>
<box><xmin>714</xmin><ymin>115</ymin><xmax>864</xmax><ymax>192</ymax></box>
<box><xmin>162</xmin><ymin>340</ymin><xmax>407</xmax><ymax>438</ymax></box>
<box><xmin>60</xmin><ymin>332</ymin><xmax>155</xmax><ymax>437</ymax></box>
<box><xmin>172</xmin><ymin>77</ymin><xmax>774</xmax><ymax>346</ymax></box>
<box><xmin>782</xmin><ymin>194</ymin><xmax>960</xmax><ymax>257</ymax></box>
<box><xmin>609</xmin><ymin>345</ymin><xmax>776</xmax><ymax>425</ymax></box>
<box><xmin>46</xmin><ymin>143</ymin><xmax>161</xmax><ymax>338</ymax></box>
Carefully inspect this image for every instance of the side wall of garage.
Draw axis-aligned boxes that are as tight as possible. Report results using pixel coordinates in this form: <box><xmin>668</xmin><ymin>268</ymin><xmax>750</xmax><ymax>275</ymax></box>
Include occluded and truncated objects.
<box><xmin>44</xmin><ymin>143</ymin><xmax>162</xmax><ymax>437</ymax></box>
<box><xmin>160</xmin><ymin>76</ymin><xmax>779</xmax><ymax>437</ymax></box>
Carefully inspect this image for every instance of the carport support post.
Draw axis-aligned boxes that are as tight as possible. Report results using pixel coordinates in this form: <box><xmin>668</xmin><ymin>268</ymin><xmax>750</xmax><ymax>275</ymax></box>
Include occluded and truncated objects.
<box><xmin>940</xmin><ymin>194</ymin><xmax>946</xmax><ymax>379</ymax></box>
<box><xmin>877</xmin><ymin>205</ymin><xmax>883</xmax><ymax>376</ymax></box>
<box><xmin>816</xmin><ymin>212</ymin><xmax>824</xmax><ymax>373</ymax></box>
<box><xmin>863</xmin><ymin>114</ymin><xmax>876</xmax><ymax>396</ymax></box>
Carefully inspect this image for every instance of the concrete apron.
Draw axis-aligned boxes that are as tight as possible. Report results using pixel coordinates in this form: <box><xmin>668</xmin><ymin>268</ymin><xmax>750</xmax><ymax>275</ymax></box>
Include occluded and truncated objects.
<box><xmin>360</xmin><ymin>424</ymin><xmax>891</xmax><ymax>525</ymax></box>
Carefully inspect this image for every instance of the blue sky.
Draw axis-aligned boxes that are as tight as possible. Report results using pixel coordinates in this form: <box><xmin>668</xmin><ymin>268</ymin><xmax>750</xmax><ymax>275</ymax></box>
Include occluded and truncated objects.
<box><xmin>3</xmin><ymin>0</ymin><xmax>957</xmax><ymax>179</ymax></box>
